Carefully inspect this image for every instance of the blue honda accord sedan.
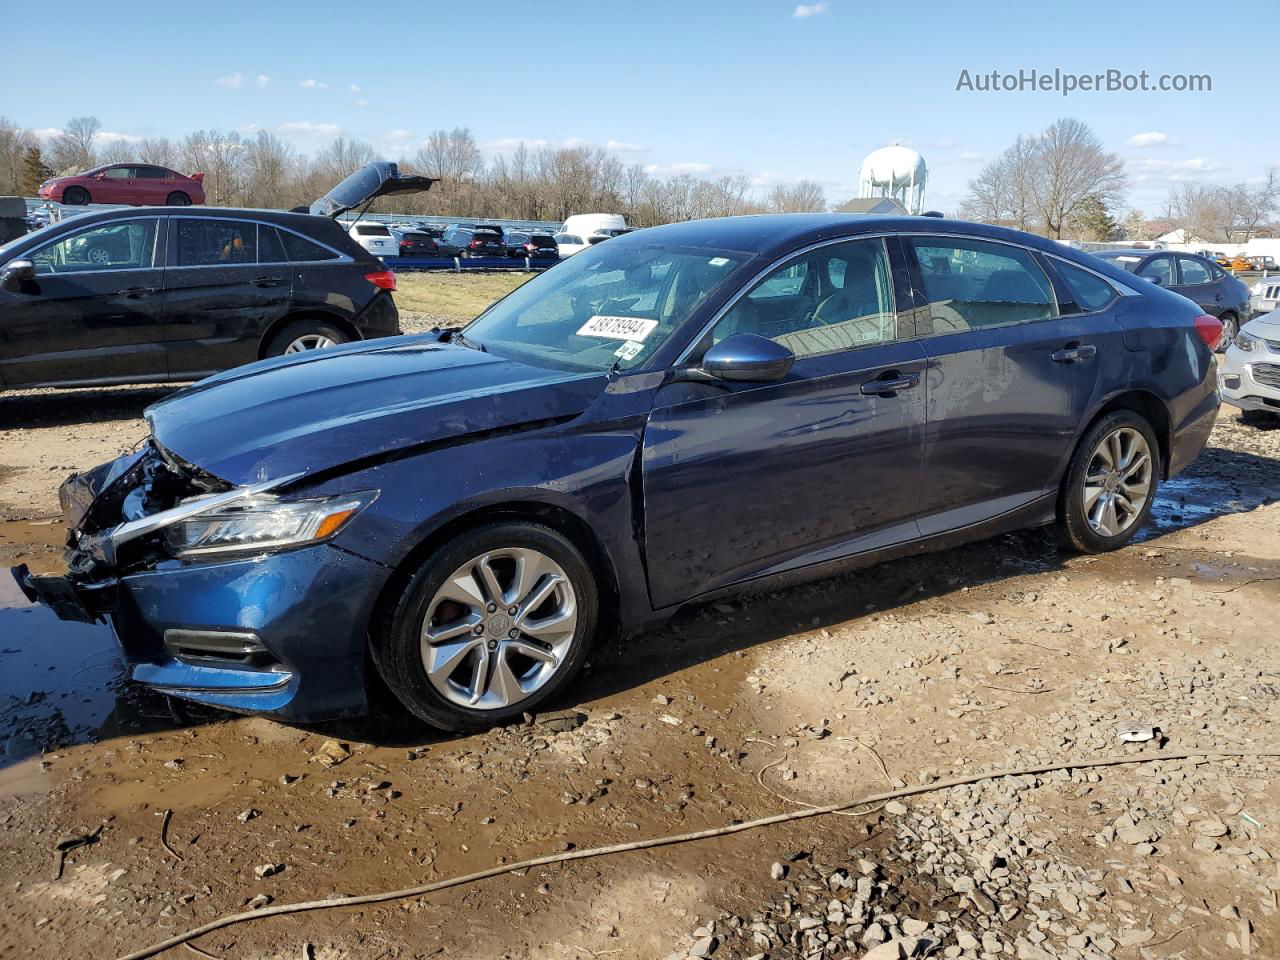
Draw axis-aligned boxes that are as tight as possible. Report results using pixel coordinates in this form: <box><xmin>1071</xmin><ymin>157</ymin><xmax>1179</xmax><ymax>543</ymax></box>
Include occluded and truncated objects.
<box><xmin>13</xmin><ymin>215</ymin><xmax>1222</xmax><ymax>729</ymax></box>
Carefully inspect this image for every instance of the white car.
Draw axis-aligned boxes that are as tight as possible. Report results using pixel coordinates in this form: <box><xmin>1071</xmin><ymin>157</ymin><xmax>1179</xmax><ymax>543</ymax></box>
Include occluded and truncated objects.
<box><xmin>554</xmin><ymin>232</ymin><xmax>588</xmax><ymax>257</ymax></box>
<box><xmin>347</xmin><ymin>220</ymin><xmax>399</xmax><ymax>258</ymax></box>
<box><xmin>1249</xmin><ymin>277</ymin><xmax>1280</xmax><ymax>318</ymax></box>
<box><xmin>1219</xmin><ymin>312</ymin><xmax>1280</xmax><ymax>424</ymax></box>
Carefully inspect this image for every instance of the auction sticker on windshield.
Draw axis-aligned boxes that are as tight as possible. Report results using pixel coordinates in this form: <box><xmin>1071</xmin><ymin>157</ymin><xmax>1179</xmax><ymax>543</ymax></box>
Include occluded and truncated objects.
<box><xmin>577</xmin><ymin>315</ymin><xmax>659</xmax><ymax>342</ymax></box>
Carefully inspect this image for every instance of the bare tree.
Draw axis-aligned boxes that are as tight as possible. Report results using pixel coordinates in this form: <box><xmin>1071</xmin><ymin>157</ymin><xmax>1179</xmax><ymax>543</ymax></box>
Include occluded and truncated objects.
<box><xmin>139</xmin><ymin>138</ymin><xmax>177</xmax><ymax>168</ymax></box>
<box><xmin>1165</xmin><ymin>183</ymin><xmax>1234</xmax><ymax>243</ymax></box>
<box><xmin>960</xmin><ymin>135</ymin><xmax>1038</xmax><ymax>230</ymax></box>
<box><xmin>0</xmin><ymin>117</ymin><xmax>38</xmax><ymax>195</ymax></box>
<box><xmin>767</xmin><ymin>180</ymin><xmax>827</xmax><ymax>213</ymax></box>
<box><xmin>48</xmin><ymin>116</ymin><xmax>102</xmax><ymax>173</ymax></box>
<box><xmin>1031</xmin><ymin>119</ymin><xmax>1126</xmax><ymax>239</ymax></box>
<box><xmin>1233</xmin><ymin>168</ymin><xmax>1279</xmax><ymax>240</ymax></box>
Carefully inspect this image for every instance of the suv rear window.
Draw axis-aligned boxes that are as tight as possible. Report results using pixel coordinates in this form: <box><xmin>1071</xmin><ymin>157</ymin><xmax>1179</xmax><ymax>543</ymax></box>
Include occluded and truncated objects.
<box><xmin>529</xmin><ymin>236</ymin><xmax>556</xmax><ymax>248</ymax></box>
<box><xmin>356</xmin><ymin>225</ymin><xmax>391</xmax><ymax>237</ymax></box>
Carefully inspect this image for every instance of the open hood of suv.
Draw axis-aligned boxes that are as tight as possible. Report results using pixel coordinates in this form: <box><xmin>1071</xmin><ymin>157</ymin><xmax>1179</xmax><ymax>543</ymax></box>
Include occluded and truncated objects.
<box><xmin>309</xmin><ymin>162</ymin><xmax>438</xmax><ymax>219</ymax></box>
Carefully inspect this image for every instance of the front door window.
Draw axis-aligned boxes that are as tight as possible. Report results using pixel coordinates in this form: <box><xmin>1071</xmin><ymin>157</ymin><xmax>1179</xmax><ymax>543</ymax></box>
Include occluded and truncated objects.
<box><xmin>31</xmin><ymin>219</ymin><xmax>158</xmax><ymax>274</ymax></box>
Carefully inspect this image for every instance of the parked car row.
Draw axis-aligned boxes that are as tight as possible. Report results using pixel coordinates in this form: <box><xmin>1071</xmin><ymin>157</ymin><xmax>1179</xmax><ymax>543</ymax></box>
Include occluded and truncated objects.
<box><xmin>13</xmin><ymin>213</ymin><xmax>1222</xmax><ymax>730</ymax></box>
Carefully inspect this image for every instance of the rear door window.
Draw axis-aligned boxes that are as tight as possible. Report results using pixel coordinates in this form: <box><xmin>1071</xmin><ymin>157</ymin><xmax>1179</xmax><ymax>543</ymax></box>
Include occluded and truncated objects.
<box><xmin>174</xmin><ymin>219</ymin><xmax>259</xmax><ymax>266</ymax></box>
<box><xmin>1177</xmin><ymin>257</ymin><xmax>1212</xmax><ymax>285</ymax></box>
<box><xmin>910</xmin><ymin>237</ymin><xmax>1057</xmax><ymax>333</ymax></box>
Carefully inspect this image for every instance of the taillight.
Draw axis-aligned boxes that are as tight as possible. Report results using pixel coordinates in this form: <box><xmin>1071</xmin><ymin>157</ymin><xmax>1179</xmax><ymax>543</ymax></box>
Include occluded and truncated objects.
<box><xmin>1193</xmin><ymin>314</ymin><xmax>1223</xmax><ymax>351</ymax></box>
<box><xmin>469</xmin><ymin>240</ymin><xmax>480</xmax><ymax>249</ymax></box>
<box><xmin>525</xmin><ymin>243</ymin><xmax>536</xmax><ymax>251</ymax></box>
<box><xmin>364</xmin><ymin>269</ymin><xmax>397</xmax><ymax>291</ymax></box>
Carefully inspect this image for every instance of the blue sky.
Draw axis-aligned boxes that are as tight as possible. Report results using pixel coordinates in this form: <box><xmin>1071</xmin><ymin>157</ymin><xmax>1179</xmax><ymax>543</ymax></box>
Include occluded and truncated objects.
<box><xmin>2</xmin><ymin>0</ymin><xmax>1270</xmax><ymax>215</ymax></box>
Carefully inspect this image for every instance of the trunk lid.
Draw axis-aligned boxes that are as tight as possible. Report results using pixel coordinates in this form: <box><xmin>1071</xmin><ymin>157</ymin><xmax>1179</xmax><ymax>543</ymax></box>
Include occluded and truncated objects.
<box><xmin>310</xmin><ymin>162</ymin><xmax>438</xmax><ymax>219</ymax></box>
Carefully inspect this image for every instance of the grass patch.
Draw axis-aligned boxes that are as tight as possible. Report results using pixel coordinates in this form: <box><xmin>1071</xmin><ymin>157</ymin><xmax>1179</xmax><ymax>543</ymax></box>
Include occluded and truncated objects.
<box><xmin>394</xmin><ymin>271</ymin><xmax>533</xmax><ymax>324</ymax></box>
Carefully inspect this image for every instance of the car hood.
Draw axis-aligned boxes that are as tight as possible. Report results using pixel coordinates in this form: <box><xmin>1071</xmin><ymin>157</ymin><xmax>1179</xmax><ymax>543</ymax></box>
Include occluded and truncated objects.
<box><xmin>309</xmin><ymin>162</ymin><xmax>438</xmax><ymax>219</ymax></box>
<box><xmin>145</xmin><ymin>337</ymin><xmax>606</xmax><ymax>485</ymax></box>
<box><xmin>1242</xmin><ymin>313</ymin><xmax>1280</xmax><ymax>336</ymax></box>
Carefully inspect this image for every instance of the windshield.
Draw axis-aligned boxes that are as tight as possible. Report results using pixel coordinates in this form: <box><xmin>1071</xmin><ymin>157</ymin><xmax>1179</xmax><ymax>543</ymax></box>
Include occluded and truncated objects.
<box><xmin>463</xmin><ymin>240</ymin><xmax>747</xmax><ymax>372</ymax></box>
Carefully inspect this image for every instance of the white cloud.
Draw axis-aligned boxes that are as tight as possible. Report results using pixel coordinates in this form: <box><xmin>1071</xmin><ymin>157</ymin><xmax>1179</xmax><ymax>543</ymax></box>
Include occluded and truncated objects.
<box><xmin>349</xmin><ymin>83</ymin><xmax>362</xmax><ymax>93</ymax></box>
<box><xmin>279</xmin><ymin>121</ymin><xmax>342</xmax><ymax>137</ymax></box>
<box><xmin>96</xmin><ymin>130</ymin><xmax>143</xmax><ymax>145</ymax></box>
<box><xmin>216</xmin><ymin>73</ymin><xmax>245</xmax><ymax>90</ymax></box>
<box><xmin>1128</xmin><ymin>131</ymin><xmax>1172</xmax><ymax>148</ymax></box>
<box><xmin>299</xmin><ymin>79</ymin><xmax>328</xmax><ymax>89</ymax></box>
<box><xmin>644</xmin><ymin>161</ymin><xmax>713</xmax><ymax>176</ymax></box>
<box><xmin>793</xmin><ymin>2</ymin><xmax>829</xmax><ymax>17</ymax></box>
<box><xmin>254</xmin><ymin>75</ymin><xmax>271</xmax><ymax>88</ymax></box>
<box><xmin>385</xmin><ymin>129</ymin><xmax>414</xmax><ymax>143</ymax></box>
<box><xmin>605</xmin><ymin>139</ymin><xmax>648</xmax><ymax>154</ymax></box>
<box><xmin>957</xmin><ymin>150</ymin><xmax>982</xmax><ymax>162</ymax></box>
<box><xmin>355</xmin><ymin>98</ymin><xmax>369</xmax><ymax>108</ymax></box>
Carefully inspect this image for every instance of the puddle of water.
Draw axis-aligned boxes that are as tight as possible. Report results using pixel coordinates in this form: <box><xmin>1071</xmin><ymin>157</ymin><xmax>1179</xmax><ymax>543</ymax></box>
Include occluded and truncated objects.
<box><xmin>1140</xmin><ymin>470</ymin><xmax>1279</xmax><ymax>540</ymax></box>
<box><xmin>0</xmin><ymin>574</ymin><xmax>137</xmax><ymax>766</ymax></box>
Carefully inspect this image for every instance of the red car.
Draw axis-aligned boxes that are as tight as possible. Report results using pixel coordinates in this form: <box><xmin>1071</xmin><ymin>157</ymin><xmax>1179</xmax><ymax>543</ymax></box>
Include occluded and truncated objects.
<box><xmin>38</xmin><ymin>163</ymin><xmax>206</xmax><ymax>207</ymax></box>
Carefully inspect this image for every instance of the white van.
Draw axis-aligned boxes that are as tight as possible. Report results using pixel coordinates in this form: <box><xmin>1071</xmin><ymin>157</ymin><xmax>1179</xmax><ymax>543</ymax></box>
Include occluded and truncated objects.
<box><xmin>562</xmin><ymin>213</ymin><xmax>626</xmax><ymax>239</ymax></box>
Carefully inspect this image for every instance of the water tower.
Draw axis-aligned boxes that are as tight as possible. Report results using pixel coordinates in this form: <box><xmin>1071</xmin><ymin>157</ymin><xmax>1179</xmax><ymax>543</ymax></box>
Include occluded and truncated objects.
<box><xmin>858</xmin><ymin>145</ymin><xmax>927</xmax><ymax>215</ymax></box>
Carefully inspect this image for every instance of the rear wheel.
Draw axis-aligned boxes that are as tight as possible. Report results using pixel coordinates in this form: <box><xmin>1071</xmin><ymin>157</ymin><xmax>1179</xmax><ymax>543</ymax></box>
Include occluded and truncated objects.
<box><xmin>264</xmin><ymin>319</ymin><xmax>349</xmax><ymax>357</ymax></box>
<box><xmin>371</xmin><ymin>522</ymin><xmax>598</xmax><ymax>731</ymax></box>
<box><xmin>62</xmin><ymin>186</ymin><xmax>90</xmax><ymax>205</ymax></box>
<box><xmin>166</xmin><ymin>191</ymin><xmax>191</xmax><ymax>206</ymax></box>
<box><xmin>1217</xmin><ymin>312</ymin><xmax>1239</xmax><ymax>352</ymax></box>
<box><xmin>1055</xmin><ymin>410</ymin><xmax>1160</xmax><ymax>553</ymax></box>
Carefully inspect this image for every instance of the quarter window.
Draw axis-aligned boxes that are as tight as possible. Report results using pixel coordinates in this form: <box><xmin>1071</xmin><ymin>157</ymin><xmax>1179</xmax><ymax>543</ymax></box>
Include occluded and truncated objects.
<box><xmin>1053</xmin><ymin>259</ymin><xmax>1117</xmax><ymax>313</ymax></box>
<box><xmin>175</xmin><ymin>219</ymin><xmax>258</xmax><ymax>266</ymax></box>
<box><xmin>280</xmin><ymin>230</ymin><xmax>338</xmax><ymax>262</ymax></box>
<box><xmin>1178</xmin><ymin>257</ymin><xmax>1212</xmax><ymax>285</ymax></box>
<box><xmin>258</xmin><ymin>225</ymin><xmax>287</xmax><ymax>264</ymax></box>
<box><xmin>911</xmin><ymin>237</ymin><xmax>1056</xmax><ymax>333</ymax></box>
<box><xmin>711</xmin><ymin>238</ymin><xmax>899</xmax><ymax>357</ymax></box>
<box><xmin>30</xmin><ymin>219</ymin><xmax>158</xmax><ymax>274</ymax></box>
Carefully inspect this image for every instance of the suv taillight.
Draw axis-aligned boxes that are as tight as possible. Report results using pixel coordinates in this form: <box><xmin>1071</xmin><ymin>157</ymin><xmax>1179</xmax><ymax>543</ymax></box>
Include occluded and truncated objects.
<box><xmin>364</xmin><ymin>269</ymin><xmax>397</xmax><ymax>291</ymax></box>
<box><xmin>1193</xmin><ymin>314</ymin><xmax>1223</xmax><ymax>351</ymax></box>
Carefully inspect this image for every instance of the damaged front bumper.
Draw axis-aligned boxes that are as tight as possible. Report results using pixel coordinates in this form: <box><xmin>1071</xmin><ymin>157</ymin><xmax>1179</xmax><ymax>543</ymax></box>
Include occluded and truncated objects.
<box><xmin>10</xmin><ymin>443</ymin><xmax>390</xmax><ymax>721</ymax></box>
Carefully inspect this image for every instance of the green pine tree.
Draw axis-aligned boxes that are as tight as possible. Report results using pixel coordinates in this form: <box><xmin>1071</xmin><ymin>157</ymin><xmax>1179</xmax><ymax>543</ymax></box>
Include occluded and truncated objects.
<box><xmin>19</xmin><ymin>146</ymin><xmax>54</xmax><ymax>197</ymax></box>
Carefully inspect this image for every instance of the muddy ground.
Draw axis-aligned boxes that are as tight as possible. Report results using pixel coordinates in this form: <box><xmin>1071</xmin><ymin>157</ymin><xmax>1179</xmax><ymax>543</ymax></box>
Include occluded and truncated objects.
<box><xmin>0</xmin><ymin>386</ymin><xmax>1278</xmax><ymax>960</ymax></box>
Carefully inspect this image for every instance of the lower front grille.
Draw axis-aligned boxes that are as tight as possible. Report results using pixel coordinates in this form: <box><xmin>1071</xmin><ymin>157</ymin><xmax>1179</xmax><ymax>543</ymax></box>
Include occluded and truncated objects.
<box><xmin>1252</xmin><ymin>363</ymin><xmax>1280</xmax><ymax>389</ymax></box>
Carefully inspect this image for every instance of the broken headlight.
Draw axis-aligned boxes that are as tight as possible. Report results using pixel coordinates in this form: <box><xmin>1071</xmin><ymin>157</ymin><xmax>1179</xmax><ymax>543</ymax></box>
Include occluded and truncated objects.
<box><xmin>163</xmin><ymin>491</ymin><xmax>377</xmax><ymax>559</ymax></box>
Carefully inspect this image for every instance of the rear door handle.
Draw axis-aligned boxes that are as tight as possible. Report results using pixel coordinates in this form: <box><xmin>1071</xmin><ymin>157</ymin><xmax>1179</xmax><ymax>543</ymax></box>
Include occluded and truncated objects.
<box><xmin>1051</xmin><ymin>344</ymin><xmax>1097</xmax><ymax>363</ymax></box>
<box><xmin>252</xmin><ymin>277</ymin><xmax>288</xmax><ymax>288</ymax></box>
<box><xmin>860</xmin><ymin>372</ymin><xmax>920</xmax><ymax>396</ymax></box>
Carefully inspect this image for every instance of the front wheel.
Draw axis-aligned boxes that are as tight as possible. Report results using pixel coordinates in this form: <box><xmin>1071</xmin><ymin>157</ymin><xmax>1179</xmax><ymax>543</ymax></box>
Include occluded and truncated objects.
<box><xmin>62</xmin><ymin>186</ymin><xmax>90</xmax><ymax>205</ymax></box>
<box><xmin>371</xmin><ymin>522</ymin><xmax>598</xmax><ymax>730</ymax></box>
<box><xmin>1055</xmin><ymin>410</ymin><xmax>1160</xmax><ymax>553</ymax></box>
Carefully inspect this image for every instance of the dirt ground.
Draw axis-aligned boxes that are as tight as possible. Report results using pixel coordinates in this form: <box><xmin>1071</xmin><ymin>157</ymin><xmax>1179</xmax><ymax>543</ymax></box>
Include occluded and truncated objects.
<box><xmin>1</xmin><ymin>381</ymin><xmax>1278</xmax><ymax>959</ymax></box>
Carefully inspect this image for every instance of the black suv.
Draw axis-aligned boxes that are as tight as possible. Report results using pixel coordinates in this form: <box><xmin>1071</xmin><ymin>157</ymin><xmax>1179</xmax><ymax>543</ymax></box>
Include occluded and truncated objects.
<box><xmin>0</xmin><ymin>163</ymin><xmax>435</xmax><ymax>390</ymax></box>
<box><xmin>439</xmin><ymin>225</ymin><xmax>506</xmax><ymax>258</ymax></box>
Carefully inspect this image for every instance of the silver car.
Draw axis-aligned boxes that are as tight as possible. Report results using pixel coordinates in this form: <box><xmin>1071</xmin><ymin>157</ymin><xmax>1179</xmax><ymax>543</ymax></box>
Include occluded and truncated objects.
<box><xmin>1219</xmin><ymin>312</ymin><xmax>1280</xmax><ymax>423</ymax></box>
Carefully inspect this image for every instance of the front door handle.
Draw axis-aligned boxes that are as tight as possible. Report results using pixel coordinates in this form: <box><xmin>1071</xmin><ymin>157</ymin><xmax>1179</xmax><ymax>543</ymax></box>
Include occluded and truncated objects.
<box><xmin>120</xmin><ymin>286</ymin><xmax>156</xmax><ymax>298</ymax></box>
<box><xmin>252</xmin><ymin>277</ymin><xmax>287</xmax><ymax>288</ymax></box>
<box><xmin>1051</xmin><ymin>344</ymin><xmax>1097</xmax><ymax>363</ymax></box>
<box><xmin>860</xmin><ymin>371</ymin><xmax>921</xmax><ymax>396</ymax></box>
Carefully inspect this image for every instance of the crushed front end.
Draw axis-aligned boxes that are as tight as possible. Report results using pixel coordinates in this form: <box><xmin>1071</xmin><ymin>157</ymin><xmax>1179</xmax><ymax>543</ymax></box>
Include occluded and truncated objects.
<box><xmin>11</xmin><ymin>442</ymin><xmax>391</xmax><ymax>721</ymax></box>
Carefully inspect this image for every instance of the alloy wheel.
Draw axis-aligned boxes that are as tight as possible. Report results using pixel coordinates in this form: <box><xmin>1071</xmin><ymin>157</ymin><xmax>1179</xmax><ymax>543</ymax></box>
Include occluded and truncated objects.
<box><xmin>284</xmin><ymin>334</ymin><xmax>336</xmax><ymax>353</ymax></box>
<box><xmin>419</xmin><ymin>547</ymin><xmax>577</xmax><ymax>710</ymax></box>
<box><xmin>1082</xmin><ymin>426</ymin><xmax>1153</xmax><ymax>537</ymax></box>
<box><xmin>86</xmin><ymin>247</ymin><xmax>110</xmax><ymax>266</ymax></box>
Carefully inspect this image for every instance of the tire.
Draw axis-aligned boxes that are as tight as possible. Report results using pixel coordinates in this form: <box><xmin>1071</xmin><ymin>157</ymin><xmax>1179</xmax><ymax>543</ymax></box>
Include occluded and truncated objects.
<box><xmin>166</xmin><ymin>191</ymin><xmax>191</xmax><ymax>206</ymax></box>
<box><xmin>1055</xmin><ymin>410</ymin><xmax>1160</xmax><ymax>553</ymax></box>
<box><xmin>62</xmin><ymin>186</ymin><xmax>90</xmax><ymax>205</ymax></box>
<box><xmin>1240</xmin><ymin>408</ymin><xmax>1280</xmax><ymax>427</ymax></box>
<box><xmin>85</xmin><ymin>245</ymin><xmax>111</xmax><ymax>267</ymax></box>
<box><xmin>370</xmin><ymin>522</ymin><xmax>599</xmax><ymax>731</ymax></box>
<box><xmin>1216</xmin><ymin>312</ymin><xmax>1238</xmax><ymax>352</ymax></box>
<box><xmin>264</xmin><ymin>319</ymin><xmax>349</xmax><ymax>357</ymax></box>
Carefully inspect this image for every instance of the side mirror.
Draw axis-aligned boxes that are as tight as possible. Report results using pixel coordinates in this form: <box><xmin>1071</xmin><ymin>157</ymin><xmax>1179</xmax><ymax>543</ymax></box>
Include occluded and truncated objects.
<box><xmin>1</xmin><ymin>259</ymin><xmax>35</xmax><ymax>291</ymax></box>
<box><xmin>1146</xmin><ymin>275</ymin><xmax>1162</xmax><ymax>286</ymax></box>
<box><xmin>700</xmin><ymin>333</ymin><xmax>795</xmax><ymax>383</ymax></box>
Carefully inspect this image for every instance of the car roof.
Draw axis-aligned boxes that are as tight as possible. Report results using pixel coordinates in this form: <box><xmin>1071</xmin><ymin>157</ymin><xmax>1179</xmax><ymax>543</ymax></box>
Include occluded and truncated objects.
<box><xmin>602</xmin><ymin>213</ymin><xmax>1085</xmax><ymax>261</ymax></box>
<box><xmin>43</xmin><ymin>205</ymin><xmax>339</xmax><ymax>232</ymax></box>
<box><xmin>1094</xmin><ymin>248</ymin><xmax>1165</xmax><ymax>259</ymax></box>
